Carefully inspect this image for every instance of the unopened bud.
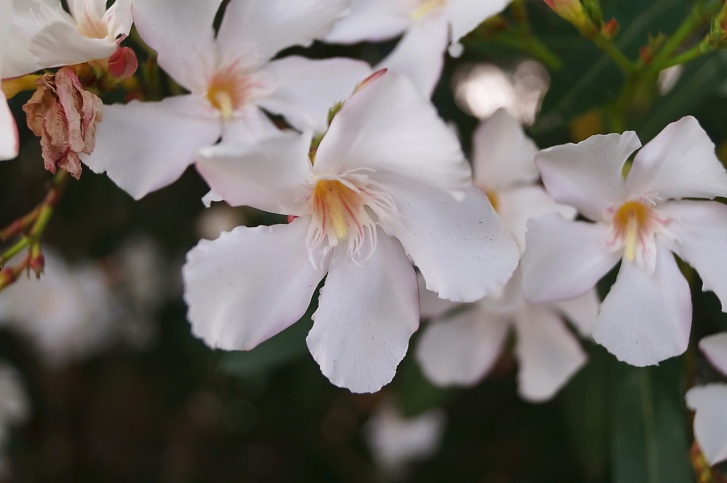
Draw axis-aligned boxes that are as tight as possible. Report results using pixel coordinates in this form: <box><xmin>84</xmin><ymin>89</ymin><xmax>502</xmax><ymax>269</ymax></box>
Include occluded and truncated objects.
<box><xmin>0</xmin><ymin>268</ymin><xmax>17</xmax><ymax>290</ymax></box>
<box><xmin>353</xmin><ymin>69</ymin><xmax>387</xmax><ymax>94</ymax></box>
<box><xmin>601</xmin><ymin>18</ymin><xmax>619</xmax><ymax>40</ymax></box>
<box><xmin>543</xmin><ymin>0</ymin><xmax>597</xmax><ymax>37</ymax></box>
<box><xmin>108</xmin><ymin>47</ymin><xmax>138</xmax><ymax>81</ymax></box>
<box><xmin>29</xmin><ymin>246</ymin><xmax>44</xmax><ymax>278</ymax></box>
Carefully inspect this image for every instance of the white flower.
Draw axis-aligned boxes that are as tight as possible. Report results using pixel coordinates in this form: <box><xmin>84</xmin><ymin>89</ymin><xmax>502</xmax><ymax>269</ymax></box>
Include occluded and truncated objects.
<box><xmin>326</xmin><ymin>0</ymin><xmax>511</xmax><ymax>95</ymax></box>
<box><xmin>522</xmin><ymin>116</ymin><xmax>727</xmax><ymax>366</ymax></box>
<box><xmin>415</xmin><ymin>109</ymin><xmax>595</xmax><ymax>401</ymax></box>
<box><xmin>365</xmin><ymin>401</ymin><xmax>446</xmax><ymax>476</ymax></box>
<box><xmin>686</xmin><ymin>332</ymin><xmax>727</xmax><ymax>466</ymax></box>
<box><xmin>0</xmin><ymin>0</ymin><xmax>19</xmax><ymax>161</ymax></box>
<box><xmin>4</xmin><ymin>0</ymin><xmax>132</xmax><ymax>77</ymax></box>
<box><xmin>83</xmin><ymin>0</ymin><xmax>371</xmax><ymax>200</ymax></box>
<box><xmin>183</xmin><ymin>70</ymin><xmax>519</xmax><ymax>393</ymax></box>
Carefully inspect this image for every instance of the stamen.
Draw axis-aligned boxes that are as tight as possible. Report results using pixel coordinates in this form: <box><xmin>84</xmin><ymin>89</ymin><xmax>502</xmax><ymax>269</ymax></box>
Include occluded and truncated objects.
<box><xmin>612</xmin><ymin>200</ymin><xmax>651</xmax><ymax>263</ymax></box>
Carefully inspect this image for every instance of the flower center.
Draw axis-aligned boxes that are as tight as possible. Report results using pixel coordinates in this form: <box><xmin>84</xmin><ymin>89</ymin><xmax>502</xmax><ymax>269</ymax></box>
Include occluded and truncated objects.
<box><xmin>205</xmin><ymin>62</ymin><xmax>261</xmax><ymax>119</ymax></box>
<box><xmin>607</xmin><ymin>199</ymin><xmax>671</xmax><ymax>273</ymax></box>
<box><xmin>76</xmin><ymin>14</ymin><xmax>110</xmax><ymax>39</ymax></box>
<box><xmin>306</xmin><ymin>172</ymin><xmax>398</xmax><ymax>268</ymax></box>
<box><xmin>411</xmin><ymin>0</ymin><xmax>445</xmax><ymax>19</ymax></box>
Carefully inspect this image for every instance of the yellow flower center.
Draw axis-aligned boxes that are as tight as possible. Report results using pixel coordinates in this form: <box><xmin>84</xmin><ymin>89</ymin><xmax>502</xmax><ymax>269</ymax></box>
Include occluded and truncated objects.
<box><xmin>411</xmin><ymin>0</ymin><xmax>445</xmax><ymax>20</ymax></box>
<box><xmin>312</xmin><ymin>180</ymin><xmax>363</xmax><ymax>241</ymax></box>
<box><xmin>611</xmin><ymin>200</ymin><xmax>653</xmax><ymax>263</ymax></box>
<box><xmin>205</xmin><ymin>61</ymin><xmax>263</xmax><ymax>119</ymax></box>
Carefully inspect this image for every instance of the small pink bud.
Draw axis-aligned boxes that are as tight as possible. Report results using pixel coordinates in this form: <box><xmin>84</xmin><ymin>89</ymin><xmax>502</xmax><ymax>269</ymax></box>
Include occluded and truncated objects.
<box><xmin>108</xmin><ymin>47</ymin><xmax>138</xmax><ymax>81</ymax></box>
<box><xmin>29</xmin><ymin>248</ymin><xmax>44</xmax><ymax>278</ymax></box>
<box><xmin>353</xmin><ymin>69</ymin><xmax>387</xmax><ymax>94</ymax></box>
<box><xmin>543</xmin><ymin>0</ymin><xmax>595</xmax><ymax>36</ymax></box>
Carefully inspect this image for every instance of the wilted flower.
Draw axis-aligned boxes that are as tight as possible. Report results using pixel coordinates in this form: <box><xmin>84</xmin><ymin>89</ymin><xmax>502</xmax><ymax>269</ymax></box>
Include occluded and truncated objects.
<box><xmin>184</xmin><ymin>71</ymin><xmax>518</xmax><ymax>393</ymax></box>
<box><xmin>84</xmin><ymin>0</ymin><xmax>371</xmax><ymax>199</ymax></box>
<box><xmin>686</xmin><ymin>332</ymin><xmax>727</xmax><ymax>466</ymax></box>
<box><xmin>23</xmin><ymin>66</ymin><xmax>103</xmax><ymax>179</ymax></box>
<box><xmin>415</xmin><ymin>110</ymin><xmax>595</xmax><ymax>401</ymax></box>
<box><xmin>0</xmin><ymin>0</ymin><xmax>19</xmax><ymax>161</ymax></box>
<box><xmin>326</xmin><ymin>0</ymin><xmax>512</xmax><ymax>96</ymax></box>
<box><xmin>522</xmin><ymin>116</ymin><xmax>727</xmax><ymax>366</ymax></box>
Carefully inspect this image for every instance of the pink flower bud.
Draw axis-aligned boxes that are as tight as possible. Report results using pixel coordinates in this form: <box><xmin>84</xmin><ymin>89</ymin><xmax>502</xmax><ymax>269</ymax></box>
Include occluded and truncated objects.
<box><xmin>108</xmin><ymin>47</ymin><xmax>138</xmax><ymax>80</ymax></box>
<box><xmin>543</xmin><ymin>0</ymin><xmax>594</xmax><ymax>35</ymax></box>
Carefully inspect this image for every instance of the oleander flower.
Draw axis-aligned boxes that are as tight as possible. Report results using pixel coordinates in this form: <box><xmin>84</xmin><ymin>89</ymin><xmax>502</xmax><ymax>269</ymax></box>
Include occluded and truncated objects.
<box><xmin>415</xmin><ymin>109</ymin><xmax>596</xmax><ymax>401</ymax></box>
<box><xmin>83</xmin><ymin>0</ymin><xmax>371</xmax><ymax>200</ymax></box>
<box><xmin>325</xmin><ymin>0</ymin><xmax>511</xmax><ymax>96</ymax></box>
<box><xmin>686</xmin><ymin>332</ymin><xmax>727</xmax><ymax>466</ymax></box>
<box><xmin>522</xmin><ymin>116</ymin><xmax>727</xmax><ymax>366</ymax></box>
<box><xmin>4</xmin><ymin>0</ymin><xmax>133</xmax><ymax>78</ymax></box>
<box><xmin>183</xmin><ymin>70</ymin><xmax>519</xmax><ymax>393</ymax></box>
<box><xmin>0</xmin><ymin>0</ymin><xmax>19</xmax><ymax>161</ymax></box>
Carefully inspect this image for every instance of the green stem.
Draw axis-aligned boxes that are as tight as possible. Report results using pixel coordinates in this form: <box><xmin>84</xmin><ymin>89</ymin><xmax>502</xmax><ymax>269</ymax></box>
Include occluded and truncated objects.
<box><xmin>658</xmin><ymin>38</ymin><xmax>712</xmax><ymax>69</ymax></box>
<box><xmin>651</xmin><ymin>0</ymin><xmax>720</xmax><ymax>66</ymax></box>
<box><xmin>593</xmin><ymin>36</ymin><xmax>636</xmax><ymax>74</ymax></box>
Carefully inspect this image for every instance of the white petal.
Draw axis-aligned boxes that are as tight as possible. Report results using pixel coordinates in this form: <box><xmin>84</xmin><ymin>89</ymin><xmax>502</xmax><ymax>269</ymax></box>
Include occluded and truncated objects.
<box><xmin>220</xmin><ymin>107</ymin><xmax>279</xmax><ymax>144</ymax></box>
<box><xmin>375</xmin><ymin>15</ymin><xmax>448</xmax><ymax>98</ymax></box>
<box><xmin>699</xmin><ymin>333</ymin><xmax>727</xmax><ymax>376</ymax></box>
<box><xmin>31</xmin><ymin>17</ymin><xmax>116</xmax><ymax>67</ymax></box>
<box><xmin>686</xmin><ymin>384</ymin><xmax>727</xmax><ymax>465</ymax></box>
<box><xmin>3</xmin><ymin>0</ymin><xmax>43</xmax><ymax>77</ymax></box>
<box><xmin>84</xmin><ymin>96</ymin><xmax>221</xmax><ymax>200</ymax></box>
<box><xmin>0</xmin><ymin>92</ymin><xmax>18</xmax><ymax>161</ymax></box>
<box><xmin>472</xmin><ymin>108</ymin><xmax>539</xmax><ymax>191</ymax></box>
<box><xmin>536</xmin><ymin>132</ymin><xmax>641</xmax><ymax>221</ymax></box>
<box><xmin>521</xmin><ymin>214</ymin><xmax>619</xmax><ymax>302</ymax></box>
<box><xmin>183</xmin><ymin>218</ymin><xmax>325</xmax><ymax>351</ymax></box>
<box><xmin>418</xmin><ymin>274</ymin><xmax>459</xmax><ymax>319</ymax></box>
<box><xmin>104</xmin><ymin>0</ymin><xmax>133</xmax><ymax>38</ymax></box>
<box><xmin>445</xmin><ymin>0</ymin><xmax>511</xmax><ymax>56</ymax></box>
<box><xmin>627</xmin><ymin>116</ymin><xmax>727</xmax><ymax>201</ymax></box>
<box><xmin>307</xmin><ymin>232</ymin><xmax>419</xmax><ymax>393</ymax></box>
<box><xmin>594</xmin><ymin>243</ymin><xmax>692</xmax><ymax>366</ymax></box>
<box><xmin>217</xmin><ymin>0</ymin><xmax>349</xmax><ymax>63</ymax></box>
<box><xmin>514</xmin><ymin>304</ymin><xmax>587</xmax><ymax>402</ymax></box>
<box><xmin>661</xmin><ymin>200</ymin><xmax>727</xmax><ymax>312</ymax></box>
<box><xmin>67</xmin><ymin>0</ymin><xmax>105</xmax><ymax>20</ymax></box>
<box><xmin>386</xmin><ymin>184</ymin><xmax>519</xmax><ymax>303</ymax></box>
<box><xmin>258</xmin><ymin>56</ymin><xmax>372</xmax><ymax>134</ymax></box>
<box><xmin>314</xmin><ymin>70</ymin><xmax>471</xmax><ymax>197</ymax></box>
<box><xmin>550</xmin><ymin>290</ymin><xmax>600</xmax><ymax>337</ymax></box>
<box><xmin>416</xmin><ymin>307</ymin><xmax>510</xmax><ymax>386</ymax></box>
<box><xmin>195</xmin><ymin>131</ymin><xmax>312</xmax><ymax>214</ymax></box>
<box><xmin>131</xmin><ymin>0</ymin><xmax>221</xmax><ymax>91</ymax></box>
<box><xmin>497</xmin><ymin>185</ymin><xmax>576</xmax><ymax>251</ymax></box>
<box><xmin>325</xmin><ymin>0</ymin><xmax>410</xmax><ymax>44</ymax></box>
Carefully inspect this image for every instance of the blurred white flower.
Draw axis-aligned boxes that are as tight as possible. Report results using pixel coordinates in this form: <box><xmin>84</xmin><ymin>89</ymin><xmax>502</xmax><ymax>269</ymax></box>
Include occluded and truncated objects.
<box><xmin>686</xmin><ymin>332</ymin><xmax>727</xmax><ymax>466</ymax></box>
<box><xmin>184</xmin><ymin>70</ymin><xmax>518</xmax><ymax>393</ymax></box>
<box><xmin>4</xmin><ymin>0</ymin><xmax>133</xmax><ymax>77</ymax></box>
<box><xmin>522</xmin><ymin>116</ymin><xmax>727</xmax><ymax>366</ymax></box>
<box><xmin>326</xmin><ymin>0</ymin><xmax>512</xmax><ymax>96</ymax></box>
<box><xmin>365</xmin><ymin>401</ymin><xmax>445</xmax><ymax>478</ymax></box>
<box><xmin>0</xmin><ymin>0</ymin><xmax>19</xmax><ymax>161</ymax></box>
<box><xmin>415</xmin><ymin>109</ymin><xmax>594</xmax><ymax>401</ymax></box>
<box><xmin>83</xmin><ymin>0</ymin><xmax>371</xmax><ymax>200</ymax></box>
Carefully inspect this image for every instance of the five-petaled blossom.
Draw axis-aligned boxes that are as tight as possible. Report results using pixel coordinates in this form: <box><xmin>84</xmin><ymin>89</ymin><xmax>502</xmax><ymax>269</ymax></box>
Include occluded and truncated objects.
<box><xmin>415</xmin><ymin>109</ymin><xmax>597</xmax><ymax>401</ymax></box>
<box><xmin>325</xmin><ymin>0</ymin><xmax>511</xmax><ymax>96</ymax></box>
<box><xmin>5</xmin><ymin>0</ymin><xmax>132</xmax><ymax>77</ymax></box>
<box><xmin>686</xmin><ymin>332</ymin><xmax>727</xmax><ymax>466</ymax></box>
<box><xmin>83</xmin><ymin>0</ymin><xmax>371</xmax><ymax>200</ymax></box>
<box><xmin>0</xmin><ymin>0</ymin><xmax>19</xmax><ymax>161</ymax></box>
<box><xmin>183</xmin><ymin>70</ymin><xmax>519</xmax><ymax>393</ymax></box>
<box><xmin>522</xmin><ymin>116</ymin><xmax>727</xmax><ymax>366</ymax></box>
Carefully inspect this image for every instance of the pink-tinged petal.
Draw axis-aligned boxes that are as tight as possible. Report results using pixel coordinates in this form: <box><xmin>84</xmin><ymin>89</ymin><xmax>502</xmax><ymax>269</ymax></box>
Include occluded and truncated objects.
<box><xmin>0</xmin><ymin>92</ymin><xmax>18</xmax><ymax>161</ymax></box>
<box><xmin>217</xmin><ymin>0</ymin><xmax>349</xmax><ymax>63</ymax></box>
<box><xmin>183</xmin><ymin>218</ymin><xmax>325</xmax><ymax>351</ymax></box>
<box><xmin>131</xmin><ymin>0</ymin><xmax>221</xmax><ymax>91</ymax></box>
<box><xmin>307</xmin><ymin>232</ymin><xmax>419</xmax><ymax>393</ymax></box>
<box><xmin>258</xmin><ymin>56</ymin><xmax>372</xmax><ymax>134</ymax></box>
<box><xmin>220</xmin><ymin>107</ymin><xmax>279</xmax><ymax>144</ymax></box>
<box><xmin>196</xmin><ymin>131</ymin><xmax>312</xmax><ymax>215</ymax></box>
<box><xmin>521</xmin><ymin>214</ymin><xmax>619</xmax><ymax>302</ymax></box>
<box><xmin>497</xmin><ymin>185</ymin><xmax>575</xmax><ymax>251</ymax></box>
<box><xmin>386</xmin><ymin>184</ymin><xmax>519</xmax><ymax>303</ymax></box>
<box><xmin>536</xmin><ymin>132</ymin><xmax>641</xmax><ymax>221</ymax></box>
<box><xmin>445</xmin><ymin>0</ymin><xmax>511</xmax><ymax>56</ymax></box>
<box><xmin>550</xmin><ymin>290</ymin><xmax>600</xmax><ymax>337</ymax></box>
<box><xmin>418</xmin><ymin>274</ymin><xmax>459</xmax><ymax>319</ymax></box>
<box><xmin>325</xmin><ymin>0</ymin><xmax>410</xmax><ymax>44</ymax></box>
<box><xmin>31</xmin><ymin>19</ymin><xmax>116</xmax><ymax>67</ymax></box>
<box><xmin>472</xmin><ymin>108</ymin><xmax>539</xmax><ymax>191</ymax></box>
<box><xmin>661</xmin><ymin>200</ymin><xmax>727</xmax><ymax>312</ymax></box>
<box><xmin>83</xmin><ymin>96</ymin><xmax>221</xmax><ymax>200</ymax></box>
<box><xmin>627</xmin><ymin>116</ymin><xmax>727</xmax><ymax>201</ymax></box>
<box><xmin>594</xmin><ymin>243</ymin><xmax>692</xmax><ymax>366</ymax></box>
<box><xmin>686</xmin><ymin>384</ymin><xmax>727</xmax><ymax>465</ymax></box>
<box><xmin>699</xmin><ymin>333</ymin><xmax>727</xmax><ymax>376</ymax></box>
<box><xmin>514</xmin><ymin>304</ymin><xmax>587</xmax><ymax>402</ymax></box>
<box><xmin>105</xmin><ymin>0</ymin><xmax>133</xmax><ymax>38</ymax></box>
<box><xmin>375</xmin><ymin>15</ymin><xmax>448</xmax><ymax>98</ymax></box>
<box><xmin>315</xmin><ymin>70</ymin><xmax>471</xmax><ymax>196</ymax></box>
<box><xmin>416</xmin><ymin>307</ymin><xmax>510</xmax><ymax>386</ymax></box>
